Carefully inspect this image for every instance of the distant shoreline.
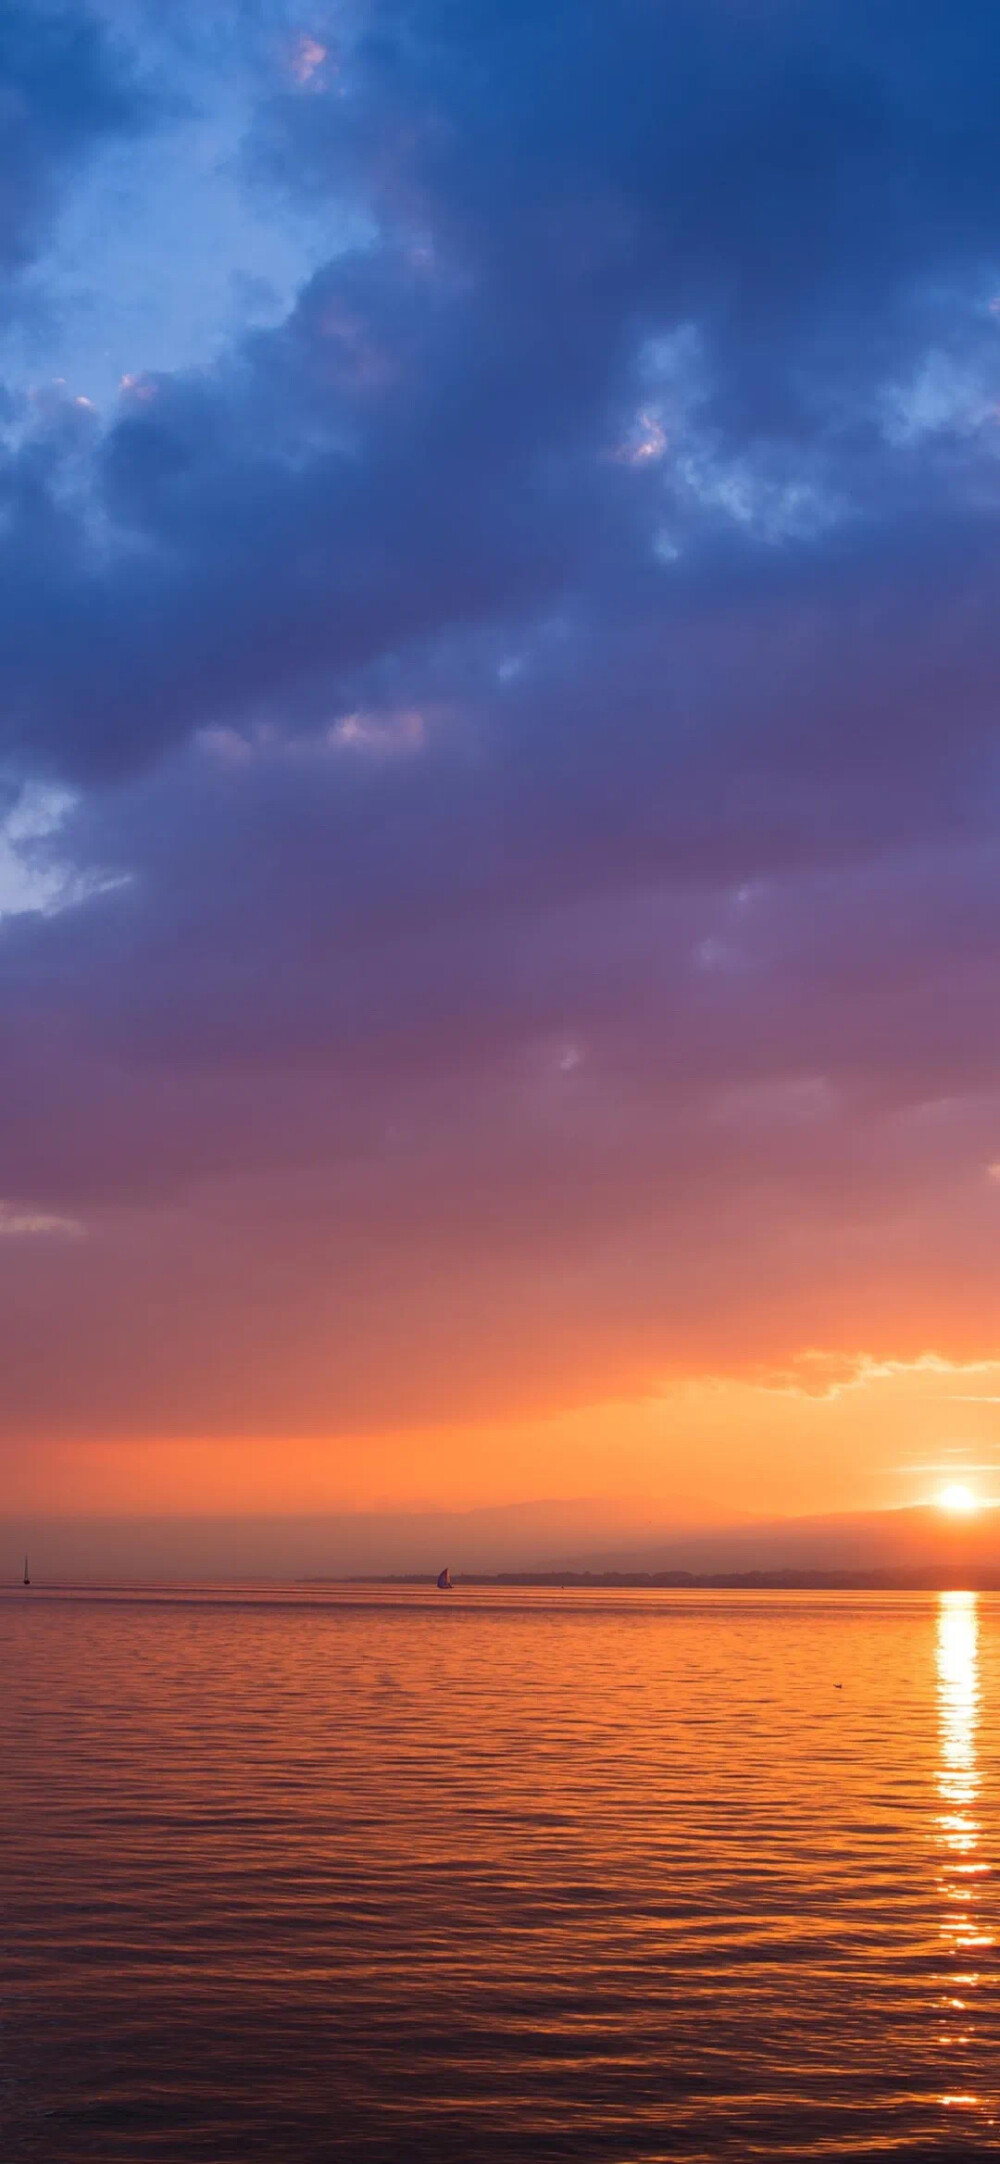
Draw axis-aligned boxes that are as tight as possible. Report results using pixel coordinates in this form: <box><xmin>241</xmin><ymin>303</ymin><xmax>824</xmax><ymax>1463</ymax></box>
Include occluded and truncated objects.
<box><xmin>9</xmin><ymin>1570</ymin><xmax>998</xmax><ymax>1595</ymax></box>
<box><xmin>304</xmin><ymin>1568</ymin><xmax>1000</xmax><ymax>1591</ymax></box>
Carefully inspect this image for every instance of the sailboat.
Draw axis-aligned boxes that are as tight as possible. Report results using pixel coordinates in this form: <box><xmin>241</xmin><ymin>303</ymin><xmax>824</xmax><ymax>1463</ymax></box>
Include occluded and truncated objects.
<box><xmin>23</xmin><ymin>1554</ymin><xmax>30</xmax><ymax>1587</ymax></box>
<box><xmin>436</xmin><ymin>1566</ymin><xmax>452</xmax><ymax>1590</ymax></box>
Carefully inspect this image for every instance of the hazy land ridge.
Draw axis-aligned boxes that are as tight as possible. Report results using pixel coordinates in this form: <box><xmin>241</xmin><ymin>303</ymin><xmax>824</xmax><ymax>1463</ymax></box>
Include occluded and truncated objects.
<box><xmin>11</xmin><ymin>1497</ymin><xmax>998</xmax><ymax>1584</ymax></box>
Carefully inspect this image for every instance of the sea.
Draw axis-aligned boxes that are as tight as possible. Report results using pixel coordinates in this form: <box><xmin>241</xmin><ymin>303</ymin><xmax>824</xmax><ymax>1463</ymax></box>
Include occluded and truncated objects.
<box><xmin>3</xmin><ymin>1585</ymin><xmax>999</xmax><ymax>2160</ymax></box>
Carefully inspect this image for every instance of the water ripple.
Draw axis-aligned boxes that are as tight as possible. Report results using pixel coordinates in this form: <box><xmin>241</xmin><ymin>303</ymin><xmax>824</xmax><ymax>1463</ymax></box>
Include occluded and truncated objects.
<box><xmin>3</xmin><ymin>1588</ymin><xmax>1000</xmax><ymax>2159</ymax></box>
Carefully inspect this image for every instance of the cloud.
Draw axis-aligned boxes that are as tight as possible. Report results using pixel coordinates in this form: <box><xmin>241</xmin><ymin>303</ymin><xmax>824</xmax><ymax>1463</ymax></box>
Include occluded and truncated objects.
<box><xmin>0</xmin><ymin>2</ymin><xmax>149</xmax><ymax>284</ymax></box>
<box><xmin>3</xmin><ymin>2</ymin><xmax>1000</xmax><ymax>1454</ymax></box>
<box><xmin>0</xmin><ymin>1201</ymin><xmax>84</xmax><ymax>1238</ymax></box>
<box><xmin>3</xmin><ymin>2</ymin><xmax>1000</xmax><ymax>787</ymax></box>
<box><xmin>0</xmin><ymin>780</ymin><xmax>118</xmax><ymax>916</ymax></box>
<box><xmin>288</xmin><ymin>33</ymin><xmax>328</xmax><ymax>88</ymax></box>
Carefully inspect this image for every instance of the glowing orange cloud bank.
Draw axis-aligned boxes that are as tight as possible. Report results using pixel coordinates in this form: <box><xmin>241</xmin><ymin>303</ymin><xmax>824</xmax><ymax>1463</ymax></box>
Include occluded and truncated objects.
<box><xmin>8</xmin><ymin>1355</ymin><xmax>1000</xmax><ymax>1539</ymax></box>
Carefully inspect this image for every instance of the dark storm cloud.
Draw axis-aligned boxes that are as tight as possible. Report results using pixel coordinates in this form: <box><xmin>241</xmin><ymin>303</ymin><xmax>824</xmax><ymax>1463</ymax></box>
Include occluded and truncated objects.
<box><xmin>4</xmin><ymin>0</ymin><xmax>1000</xmax><ymax>778</ymax></box>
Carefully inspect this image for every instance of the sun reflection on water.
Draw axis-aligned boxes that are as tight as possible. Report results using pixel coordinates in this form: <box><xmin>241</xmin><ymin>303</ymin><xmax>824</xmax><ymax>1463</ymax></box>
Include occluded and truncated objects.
<box><xmin>935</xmin><ymin>1591</ymin><xmax>994</xmax><ymax>2123</ymax></box>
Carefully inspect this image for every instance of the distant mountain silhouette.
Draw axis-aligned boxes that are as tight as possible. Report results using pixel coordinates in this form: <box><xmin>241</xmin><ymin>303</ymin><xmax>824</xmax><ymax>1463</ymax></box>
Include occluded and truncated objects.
<box><xmin>5</xmin><ymin>1498</ymin><xmax>997</xmax><ymax>1585</ymax></box>
<box><xmin>543</xmin><ymin>1504</ymin><xmax>1000</xmax><ymax>1580</ymax></box>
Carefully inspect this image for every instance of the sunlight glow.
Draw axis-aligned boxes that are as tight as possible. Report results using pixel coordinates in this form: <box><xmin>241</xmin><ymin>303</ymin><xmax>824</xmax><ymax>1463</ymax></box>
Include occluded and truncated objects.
<box><xmin>938</xmin><ymin>1484</ymin><xmax>979</xmax><ymax>1515</ymax></box>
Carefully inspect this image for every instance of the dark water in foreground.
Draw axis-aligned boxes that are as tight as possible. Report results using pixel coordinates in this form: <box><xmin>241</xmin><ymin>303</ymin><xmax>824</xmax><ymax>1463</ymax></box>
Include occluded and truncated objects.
<box><xmin>4</xmin><ymin>1587</ymin><xmax>1000</xmax><ymax>2161</ymax></box>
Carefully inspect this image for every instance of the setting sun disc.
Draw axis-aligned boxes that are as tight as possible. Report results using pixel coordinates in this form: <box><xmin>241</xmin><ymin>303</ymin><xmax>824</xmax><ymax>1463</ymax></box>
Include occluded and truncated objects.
<box><xmin>938</xmin><ymin>1484</ymin><xmax>979</xmax><ymax>1515</ymax></box>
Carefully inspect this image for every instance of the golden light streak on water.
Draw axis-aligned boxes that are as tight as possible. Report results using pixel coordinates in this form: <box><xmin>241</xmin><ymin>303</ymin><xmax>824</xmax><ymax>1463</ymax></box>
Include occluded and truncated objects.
<box><xmin>935</xmin><ymin>1592</ymin><xmax>996</xmax><ymax>2128</ymax></box>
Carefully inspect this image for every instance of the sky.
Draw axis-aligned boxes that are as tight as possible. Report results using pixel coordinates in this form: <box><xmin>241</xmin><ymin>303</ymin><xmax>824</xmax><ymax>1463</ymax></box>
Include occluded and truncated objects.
<box><xmin>6</xmin><ymin>0</ymin><xmax>1000</xmax><ymax>1564</ymax></box>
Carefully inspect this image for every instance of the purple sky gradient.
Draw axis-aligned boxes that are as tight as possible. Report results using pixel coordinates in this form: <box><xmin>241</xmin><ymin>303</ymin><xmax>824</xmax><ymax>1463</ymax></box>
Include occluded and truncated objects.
<box><xmin>4</xmin><ymin>0</ymin><xmax>1000</xmax><ymax>1543</ymax></box>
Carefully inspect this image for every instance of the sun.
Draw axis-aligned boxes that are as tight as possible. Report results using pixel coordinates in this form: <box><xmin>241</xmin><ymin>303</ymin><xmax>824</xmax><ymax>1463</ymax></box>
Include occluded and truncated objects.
<box><xmin>937</xmin><ymin>1483</ymin><xmax>979</xmax><ymax>1515</ymax></box>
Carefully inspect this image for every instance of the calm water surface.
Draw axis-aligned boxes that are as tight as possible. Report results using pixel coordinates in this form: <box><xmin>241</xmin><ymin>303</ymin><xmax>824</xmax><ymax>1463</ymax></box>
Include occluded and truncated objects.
<box><xmin>3</xmin><ymin>1587</ymin><xmax>1000</xmax><ymax>2160</ymax></box>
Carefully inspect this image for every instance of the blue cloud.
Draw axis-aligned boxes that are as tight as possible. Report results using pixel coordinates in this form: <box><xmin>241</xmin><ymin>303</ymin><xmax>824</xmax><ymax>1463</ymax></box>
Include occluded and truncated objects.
<box><xmin>0</xmin><ymin>2</ymin><xmax>149</xmax><ymax>280</ymax></box>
